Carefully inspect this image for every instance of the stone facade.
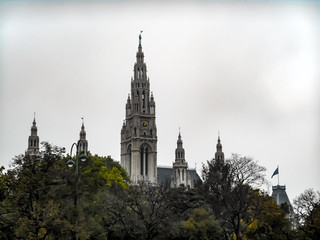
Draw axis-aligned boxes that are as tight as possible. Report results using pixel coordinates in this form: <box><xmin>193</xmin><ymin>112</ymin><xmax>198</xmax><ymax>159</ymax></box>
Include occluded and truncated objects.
<box><xmin>272</xmin><ymin>185</ymin><xmax>291</xmax><ymax>206</ymax></box>
<box><xmin>120</xmin><ymin>34</ymin><xmax>157</xmax><ymax>184</ymax></box>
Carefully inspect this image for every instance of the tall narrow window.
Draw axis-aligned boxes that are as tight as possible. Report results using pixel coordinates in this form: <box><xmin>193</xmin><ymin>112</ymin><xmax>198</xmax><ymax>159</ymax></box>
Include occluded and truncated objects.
<box><xmin>140</xmin><ymin>149</ymin><xmax>144</xmax><ymax>175</ymax></box>
<box><xmin>142</xmin><ymin>91</ymin><xmax>145</xmax><ymax>109</ymax></box>
<box><xmin>128</xmin><ymin>145</ymin><xmax>132</xmax><ymax>176</ymax></box>
<box><xmin>145</xmin><ymin>148</ymin><xmax>148</xmax><ymax>176</ymax></box>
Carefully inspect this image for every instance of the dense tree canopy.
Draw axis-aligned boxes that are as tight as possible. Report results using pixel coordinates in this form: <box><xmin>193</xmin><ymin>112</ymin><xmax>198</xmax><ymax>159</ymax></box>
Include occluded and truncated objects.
<box><xmin>0</xmin><ymin>143</ymin><xmax>318</xmax><ymax>239</ymax></box>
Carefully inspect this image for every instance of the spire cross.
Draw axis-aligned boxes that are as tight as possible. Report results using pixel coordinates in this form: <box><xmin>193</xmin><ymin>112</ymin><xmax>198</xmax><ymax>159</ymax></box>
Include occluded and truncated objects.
<box><xmin>82</xmin><ymin>117</ymin><xmax>84</xmax><ymax>125</ymax></box>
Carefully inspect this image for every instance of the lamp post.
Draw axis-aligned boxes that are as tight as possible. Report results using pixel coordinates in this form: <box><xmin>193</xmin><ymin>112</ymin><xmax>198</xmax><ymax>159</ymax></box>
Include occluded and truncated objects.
<box><xmin>66</xmin><ymin>140</ymin><xmax>88</xmax><ymax>240</ymax></box>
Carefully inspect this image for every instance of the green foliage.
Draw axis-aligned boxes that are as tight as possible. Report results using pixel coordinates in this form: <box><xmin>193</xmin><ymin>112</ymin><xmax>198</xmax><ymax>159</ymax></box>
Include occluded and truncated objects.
<box><xmin>246</xmin><ymin>191</ymin><xmax>293</xmax><ymax>240</ymax></box>
<box><xmin>182</xmin><ymin>208</ymin><xmax>223</xmax><ymax>240</ymax></box>
<box><xmin>3</xmin><ymin>146</ymin><xmax>319</xmax><ymax>240</ymax></box>
<box><xmin>293</xmin><ymin>189</ymin><xmax>320</xmax><ymax>239</ymax></box>
<box><xmin>199</xmin><ymin>154</ymin><xmax>271</xmax><ymax>239</ymax></box>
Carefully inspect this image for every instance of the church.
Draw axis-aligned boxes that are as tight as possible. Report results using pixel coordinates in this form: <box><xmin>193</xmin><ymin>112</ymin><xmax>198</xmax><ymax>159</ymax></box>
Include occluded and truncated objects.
<box><xmin>24</xmin><ymin>33</ymin><xmax>291</xmax><ymax>200</ymax></box>
<box><xmin>26</xmin><ymin>34</ymin><xmax>221</xmax><ymax>188</ymax></box>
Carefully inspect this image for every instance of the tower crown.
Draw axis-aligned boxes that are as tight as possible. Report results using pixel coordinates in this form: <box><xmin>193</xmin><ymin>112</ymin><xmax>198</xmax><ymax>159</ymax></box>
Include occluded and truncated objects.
<box><xmin>126</xmin><ymin>33</ymin><xmax>155</xmax><ymax>116</ymax></box>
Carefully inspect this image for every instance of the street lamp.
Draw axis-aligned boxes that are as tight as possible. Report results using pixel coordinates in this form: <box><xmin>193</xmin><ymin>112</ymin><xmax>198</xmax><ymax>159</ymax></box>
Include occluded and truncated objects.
<box><xmin>67</xmin><ymin>140</ymin><xmax>88</xmax><ymax>240</ymax></box>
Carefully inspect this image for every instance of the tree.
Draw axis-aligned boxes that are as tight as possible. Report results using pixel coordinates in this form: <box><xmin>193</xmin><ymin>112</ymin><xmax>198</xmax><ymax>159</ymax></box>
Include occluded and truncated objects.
<box><xmin>198</xmin><ymin>154</ymin><xmax>267</xmax><ymax>240</ymax></box>
<box><xmin>108</xmin><ymin>181</ymin><xmax>173</xmax><ymax>239</ymax></box>
<box><xmin>0</xmin><ymin>144</ymin><xmax>129</xmax><ymax>239</ymax></box>
<box><xmin>181</xmin><ymin>208</ymin><xmax>224</xmax><ymax>240</ymax></box>
<box><xmin>246</xmin><ymin>190</ymin><xmax>293</xmax><ymax>240</ymax></box>
<box><xmin>293</xmin><ymin>189</ymin><xmax>320</xmax><ymax>239</ymax></box>
<box><xmin>0</xmin><ymin>142</ymin><xmax>72</xmax><ymax>239</ymax></box>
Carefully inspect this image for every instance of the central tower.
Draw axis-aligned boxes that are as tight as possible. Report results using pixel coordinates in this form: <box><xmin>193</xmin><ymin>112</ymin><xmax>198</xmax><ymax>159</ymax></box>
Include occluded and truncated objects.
<box><xmin>121</xmin><ymin>34</ymin><xmax>157</xmax><ymax>183</ymax></box>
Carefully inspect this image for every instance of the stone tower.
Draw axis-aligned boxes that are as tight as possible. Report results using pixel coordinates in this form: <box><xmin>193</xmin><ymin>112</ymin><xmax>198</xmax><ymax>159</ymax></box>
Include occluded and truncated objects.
<box><xmin>27</xmin><ymin>114</ymin><xmax>40</xmax><ymax>155</ymax></box>
<box><xmin>272</xmin><ymin>185</ymin><xmax>291</xmax><ymax>206</ymax></box>
<box><xmin>121</xmin><ymin>33</ymin><xmax>157</xmax><ymax>183</ymax></box>
<box><xmin>172</xmin><ymin>131</ymin><xmax>191</xmax><ymax>187</ymax></box>
<box><xmin>77</xmin><ymin>119</ymin><xmax>88</xmax><ymax>155</ymax></box>
<box><xmin>215</xmin><ymin>135</ymin><xmax>224</xmax><ymax>161</ymax></box>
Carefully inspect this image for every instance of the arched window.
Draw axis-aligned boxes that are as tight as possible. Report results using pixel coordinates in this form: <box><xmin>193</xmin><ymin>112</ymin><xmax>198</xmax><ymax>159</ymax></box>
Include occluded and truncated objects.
<box><xmin>140</xmin><ymin>145</ymin><xmax>149</xmax><ymax>176</ymax></box>
<box><xmin>128</xmin><ymin>145</ymin><xmax>132</xmax><ymax>176</ymax></box>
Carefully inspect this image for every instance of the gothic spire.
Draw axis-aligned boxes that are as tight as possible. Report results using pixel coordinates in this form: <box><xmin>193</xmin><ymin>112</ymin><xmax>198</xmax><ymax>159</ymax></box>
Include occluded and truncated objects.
<box><xmin>78</xmin><ymin>118</ymin><xmax>88</xmax><ymax>155</ymax></box>
<box><xmin>27</xmin><ymin>113</ymin><xmax>39</xmax><ymax>155</ymax></box>
<box><xmin>176</xmin><ymin>130</ymin><xmax>184</xmax><ymax>160</ymax></box>
<box><xmin>79</xmin><ymin>117</ymin><xmax>86</xmax><ymax>141</ymax></box>
<box><xmin>215</xmin><ymin>134</ymin><xmax>224</xmax><ymax>161</ymax></box>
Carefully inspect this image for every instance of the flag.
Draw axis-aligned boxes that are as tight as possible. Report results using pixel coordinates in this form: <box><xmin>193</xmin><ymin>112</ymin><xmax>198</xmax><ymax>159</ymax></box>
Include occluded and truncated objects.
<box><xmin>271</xmin><ymin>167</ymin><xmax>279</xmax><ymax>178</ymax></box>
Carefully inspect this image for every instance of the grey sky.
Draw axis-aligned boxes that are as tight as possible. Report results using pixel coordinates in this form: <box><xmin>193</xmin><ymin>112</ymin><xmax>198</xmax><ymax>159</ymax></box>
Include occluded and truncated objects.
<box><xmin>0</xmin><ymin>1</ymin><xmax>319</xmax><ymax>201</ymax></box>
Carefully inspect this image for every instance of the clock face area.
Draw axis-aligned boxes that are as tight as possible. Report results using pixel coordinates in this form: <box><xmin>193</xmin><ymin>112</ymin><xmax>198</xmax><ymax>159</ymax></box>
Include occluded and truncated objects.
<box><xmin>141</xmin><ymin>121</ymin><xmax>149</xmax><ymax>127</ymax></box>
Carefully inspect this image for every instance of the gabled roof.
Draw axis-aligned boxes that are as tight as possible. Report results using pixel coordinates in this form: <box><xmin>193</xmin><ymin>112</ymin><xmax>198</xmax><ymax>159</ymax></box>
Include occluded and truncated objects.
<box><xmin>157</xmin><ymin>166</ymin><xmax>201</xmax><ymax>188</ymax></box>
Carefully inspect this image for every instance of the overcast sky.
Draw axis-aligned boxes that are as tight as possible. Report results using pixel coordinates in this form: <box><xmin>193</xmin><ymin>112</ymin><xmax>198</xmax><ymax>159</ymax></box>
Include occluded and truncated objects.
<box><xmin>0</xmin><ymin>1</ymin><xmax>319</xmax><ymax>201</ymax></box>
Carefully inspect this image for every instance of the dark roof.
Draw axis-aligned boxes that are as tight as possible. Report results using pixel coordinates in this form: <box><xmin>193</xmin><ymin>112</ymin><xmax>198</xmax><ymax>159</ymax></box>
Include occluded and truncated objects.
<box><xmin>157</xmin><ymin>167</ymin><xmax>173</xmax><ymax>185</ymax></box>
<box><xmin>188</xmin><ymin>168</ymin><xmax>201</xmax><ymax>187</ymax></box>
<box><xmin>157</xmin><ymin>166</ymin><xmax>201</xmax><ymax>188</ymax></box>
<box><xmin>271</xmin><ymin>185</ymin><xmax>291</xmax><ymax>206</ymax></box>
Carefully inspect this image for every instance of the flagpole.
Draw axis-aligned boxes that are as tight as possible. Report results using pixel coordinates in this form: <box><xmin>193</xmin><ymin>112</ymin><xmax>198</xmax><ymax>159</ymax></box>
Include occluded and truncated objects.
<box><xmin>277</xmin><ymin>165</ymin><xmax>279</xmax><ymax>186</ymax></box>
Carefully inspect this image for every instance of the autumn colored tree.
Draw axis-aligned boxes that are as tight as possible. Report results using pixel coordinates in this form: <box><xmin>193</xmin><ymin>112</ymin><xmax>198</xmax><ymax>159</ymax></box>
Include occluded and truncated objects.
<box><xmin>245</xmin><ymin>190</ymin><xmax>293</xmax><ymax>240</ymax></box>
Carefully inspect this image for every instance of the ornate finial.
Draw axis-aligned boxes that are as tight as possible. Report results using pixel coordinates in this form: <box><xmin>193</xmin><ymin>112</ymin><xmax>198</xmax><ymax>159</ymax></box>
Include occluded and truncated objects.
<box><xmin>139</xmin><ymin>30</ymin><xmax>143</xmax><ymax>44</ymax></box>
<box><xmin>82</xmin><ymin>117</ymin><xmax>84</xmax><ymax>125</ymax></box>
<box><xmin>33</xmin><ymin>112</ymin><xmax>36</xmax><ymax>124</ymax></box>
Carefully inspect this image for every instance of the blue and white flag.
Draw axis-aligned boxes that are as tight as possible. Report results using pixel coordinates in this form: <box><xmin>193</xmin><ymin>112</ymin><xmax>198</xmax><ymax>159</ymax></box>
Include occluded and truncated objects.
<box><xmin>271</xmin><ymin>167</ymin><xmax>279</xmax><ymax>178</ymax></box>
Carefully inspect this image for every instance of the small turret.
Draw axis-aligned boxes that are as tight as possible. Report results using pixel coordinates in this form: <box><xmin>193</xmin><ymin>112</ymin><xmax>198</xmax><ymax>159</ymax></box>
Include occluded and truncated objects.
<box><xmin>126</xmin><ymin>94</ymin><xmax>131</xmax><ymax>116</ymax></box>
<box><xmin>215</xmin><ymin>134</ymin><xmax>224</xmax><ymax>161</ymax></box>
<box><xmin>77</xmin><ymin>118</ymin><xmax>88</xmax><ymax>155</ymax></box>
<box><xmin>172</xmin><ymin>130</ymin><xmax>191</xmax><ymax>187</ymax></box>
<box><xmin>27</xmin><ymin>113</ymin><xmax>40</xmax><ymax>155</ymax></box>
